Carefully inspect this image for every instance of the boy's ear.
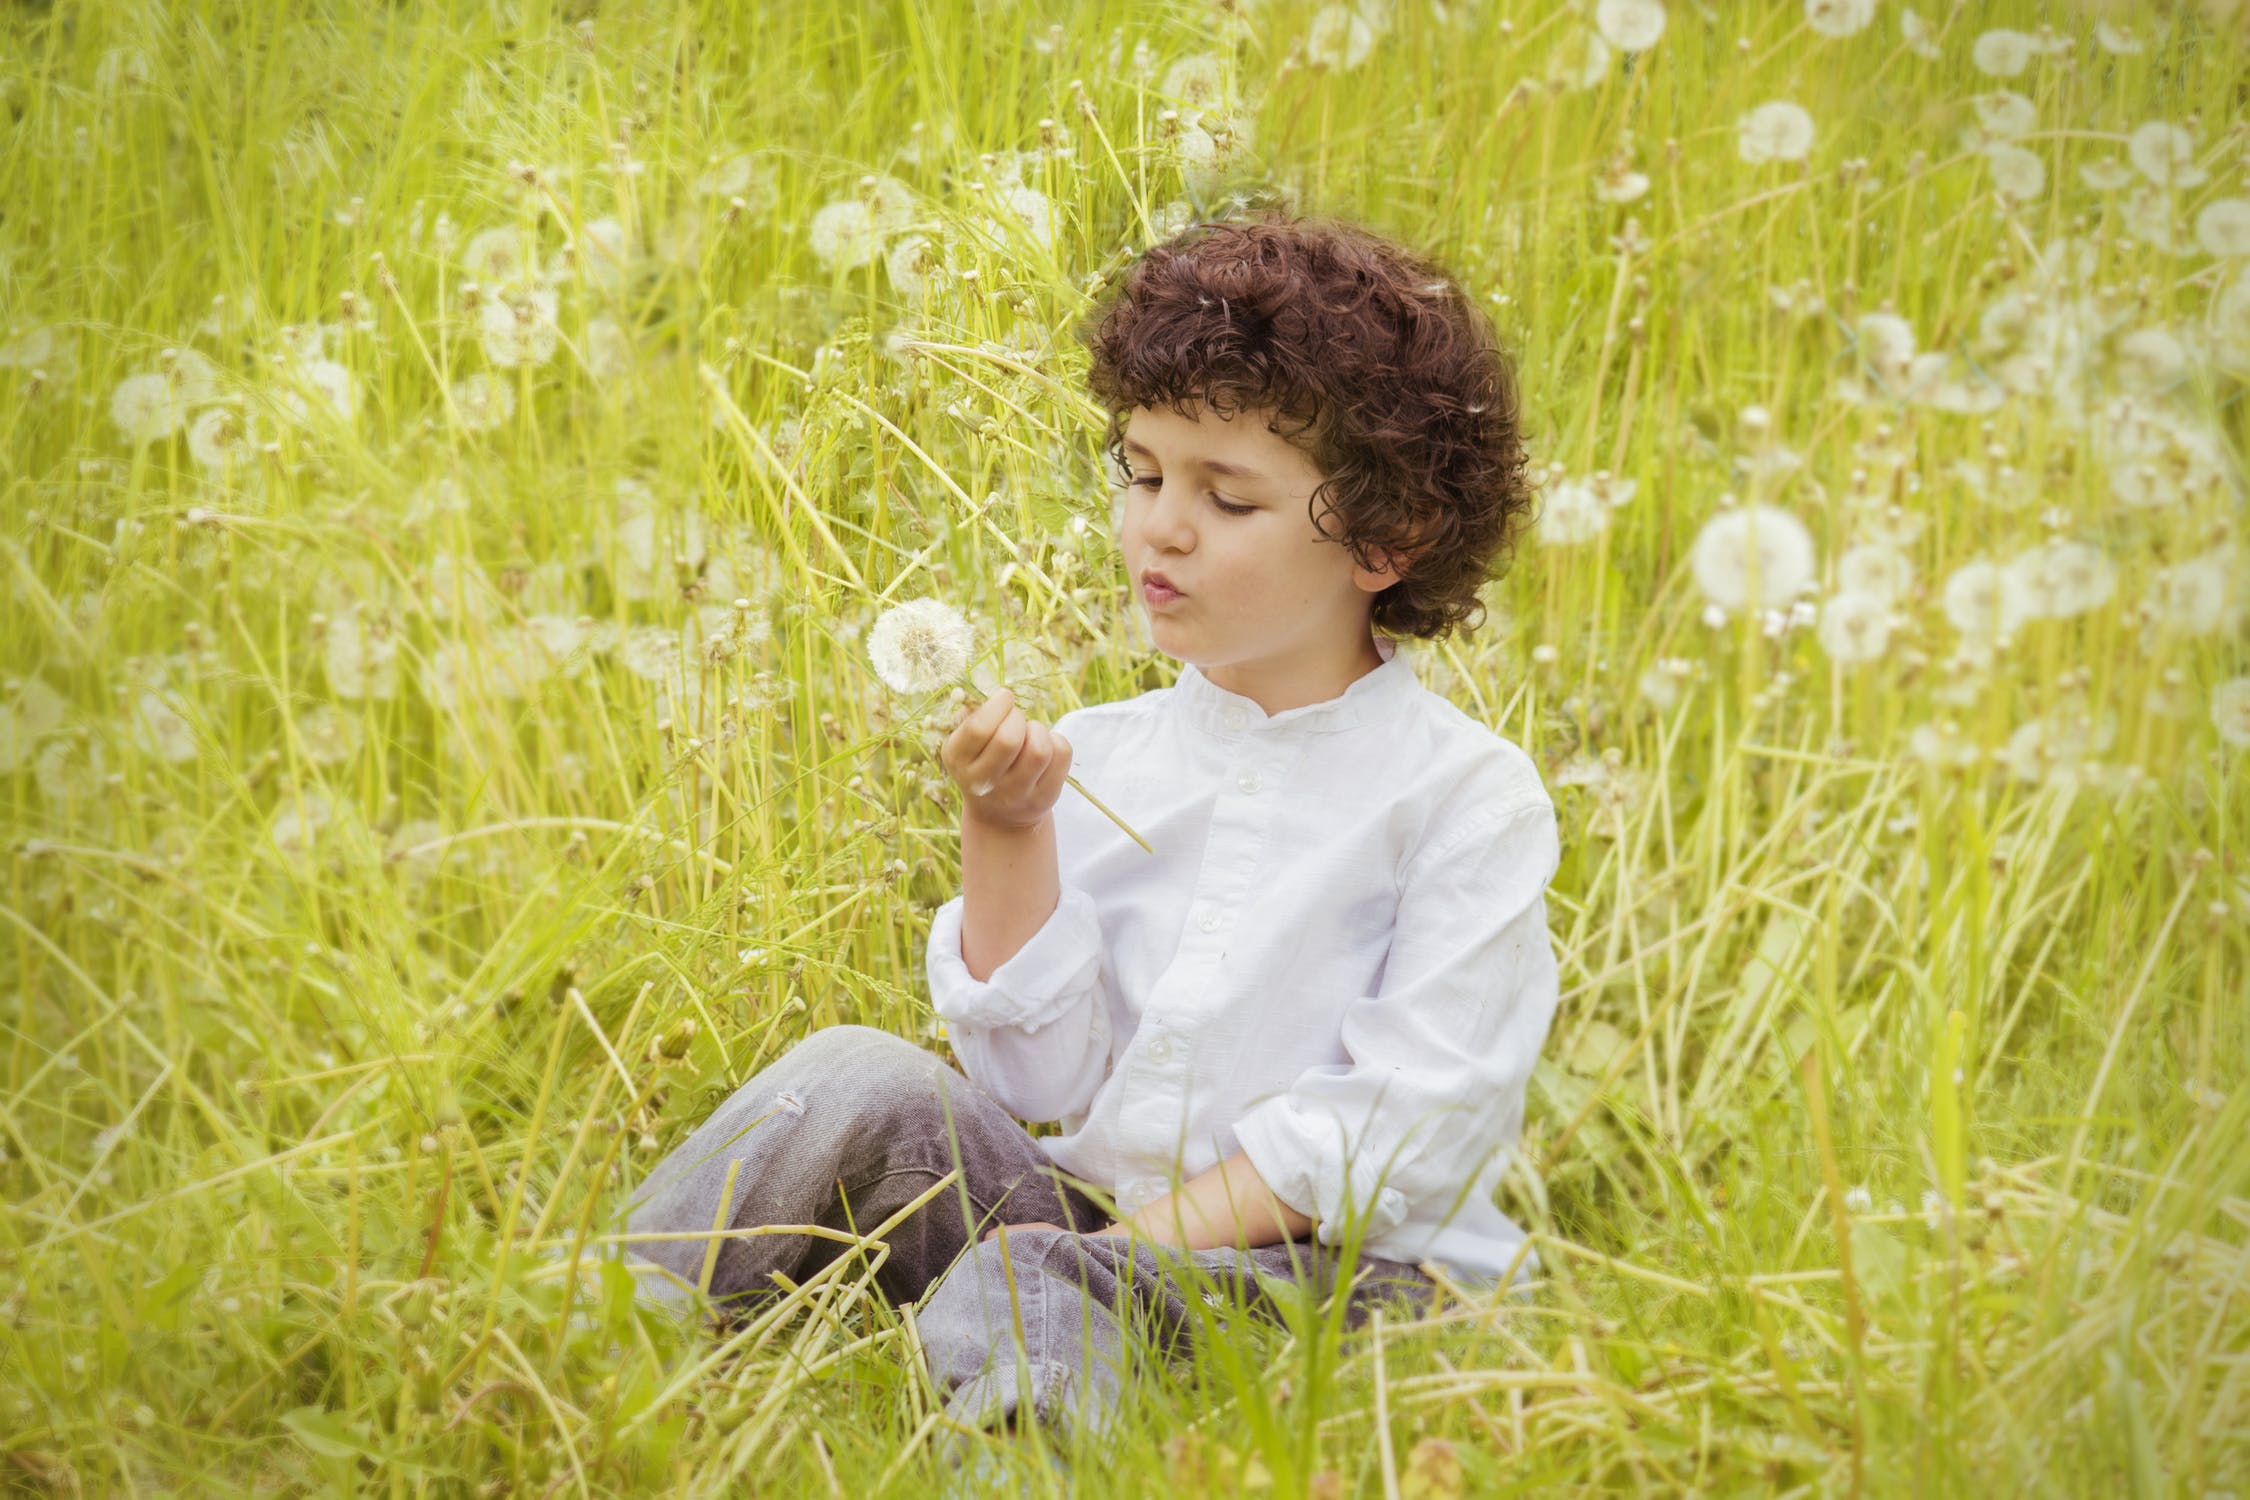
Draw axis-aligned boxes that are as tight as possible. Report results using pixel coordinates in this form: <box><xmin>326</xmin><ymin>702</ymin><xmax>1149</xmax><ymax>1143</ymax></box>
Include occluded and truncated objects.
<box><xmin>1360</xmin><ymin>520</ymin><xmax>1434</xmax><ymax>588</ymax></box>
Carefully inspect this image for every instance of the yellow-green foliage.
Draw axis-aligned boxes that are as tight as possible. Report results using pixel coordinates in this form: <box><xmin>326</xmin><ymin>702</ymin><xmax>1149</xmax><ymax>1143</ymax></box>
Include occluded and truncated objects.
<box><xmin>1</xmin><ymin>0</ymin><xmax>2245</xmax><ymax>1494</ymax></box>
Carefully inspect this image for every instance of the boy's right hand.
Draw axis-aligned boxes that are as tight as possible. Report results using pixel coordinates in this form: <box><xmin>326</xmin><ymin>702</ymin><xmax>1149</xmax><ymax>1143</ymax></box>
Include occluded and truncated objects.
<box><xmin>941</xmin><ymin>688</ymin><xmax>1072</xmax><ymax>831</ymax></box>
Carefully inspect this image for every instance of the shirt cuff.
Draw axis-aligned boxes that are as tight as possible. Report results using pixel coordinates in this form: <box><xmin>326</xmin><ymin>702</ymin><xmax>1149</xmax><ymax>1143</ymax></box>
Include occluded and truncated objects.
<box><xmin>925</xmin><ymin>883</ymin><xmax>1105</xmax><ymax>1035</ymax></box>
<box><xmin>1232</xmin><ymin>1096</ymin><xmax>1414</xmax><ymax>1247</ymax></box>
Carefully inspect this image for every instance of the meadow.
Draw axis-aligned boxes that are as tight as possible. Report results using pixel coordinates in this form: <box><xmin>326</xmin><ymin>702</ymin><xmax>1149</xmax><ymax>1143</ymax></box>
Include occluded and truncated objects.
<box><xmin>2</xmin><ymin>0</ymin><xmax>2247</xmax><ymax>1493</ymax></box>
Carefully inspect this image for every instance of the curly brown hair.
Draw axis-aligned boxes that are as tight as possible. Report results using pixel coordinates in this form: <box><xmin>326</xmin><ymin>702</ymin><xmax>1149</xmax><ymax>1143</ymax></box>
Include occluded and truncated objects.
<box><xmin>1074</xmin><ymin>211</ymin><xmax>1534</xmax><ymax>640</ymax></box>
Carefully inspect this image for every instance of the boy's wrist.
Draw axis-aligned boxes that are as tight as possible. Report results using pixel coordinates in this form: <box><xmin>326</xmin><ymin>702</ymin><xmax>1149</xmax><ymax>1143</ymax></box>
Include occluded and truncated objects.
<box><xmin>964</xmin><ymin>806</ymin><xmax>1052</xmax><ymax>836</ymax></box>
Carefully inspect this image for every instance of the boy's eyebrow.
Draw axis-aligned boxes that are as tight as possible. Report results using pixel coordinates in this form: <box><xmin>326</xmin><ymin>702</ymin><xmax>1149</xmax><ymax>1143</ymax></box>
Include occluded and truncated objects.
<box><xmin>1121</xmin><ymin>436</ymin><xmax>1270</xmax><ymax>484</ymax></box>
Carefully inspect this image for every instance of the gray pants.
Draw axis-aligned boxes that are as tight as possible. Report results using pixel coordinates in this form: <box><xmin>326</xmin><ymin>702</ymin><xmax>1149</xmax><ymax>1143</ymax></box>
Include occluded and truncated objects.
<box><xmin>615</xmin><ymin>1024</ymin><xmax>1437</xmax><ymax>1448</ymax></box>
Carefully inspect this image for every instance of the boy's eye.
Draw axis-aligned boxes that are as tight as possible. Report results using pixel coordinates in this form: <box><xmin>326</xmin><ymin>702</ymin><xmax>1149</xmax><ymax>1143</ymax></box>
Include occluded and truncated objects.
<box><xmin>1127</xmin><ymin>476</ymin><xmax>1254</xmax><ymax>516</ymax></box>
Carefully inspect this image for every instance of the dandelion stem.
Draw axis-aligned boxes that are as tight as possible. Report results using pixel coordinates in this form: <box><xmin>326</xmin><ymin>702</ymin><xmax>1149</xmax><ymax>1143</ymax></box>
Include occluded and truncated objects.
<box><xmin>1064</xmin><ymin>771</ymin><xmax>1154</xmax><ymax>854</ymax></box>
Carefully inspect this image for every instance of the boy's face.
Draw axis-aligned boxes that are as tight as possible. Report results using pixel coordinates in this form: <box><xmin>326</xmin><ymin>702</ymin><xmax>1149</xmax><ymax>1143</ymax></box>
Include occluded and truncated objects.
<box><xmin>1114</xmin><ymin>400</ymin><xmax>1404</xmax><ymax>707</ymax></box>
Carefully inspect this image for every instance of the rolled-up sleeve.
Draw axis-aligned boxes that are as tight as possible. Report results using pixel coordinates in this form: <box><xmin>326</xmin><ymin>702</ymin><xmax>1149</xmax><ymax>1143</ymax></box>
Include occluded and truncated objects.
<box><xmin>925</xmin><ymin>883</ymin><xmax>1112</xmax><ymax>1124</ymax></box>
<box><xmin>1232</xmin><ymin>796</ymin><xmax>1563</xmax><ymax>1248</ymax></box>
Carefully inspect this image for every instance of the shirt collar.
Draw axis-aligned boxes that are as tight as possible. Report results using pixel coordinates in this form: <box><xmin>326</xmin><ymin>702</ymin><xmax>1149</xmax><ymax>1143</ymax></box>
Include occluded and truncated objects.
<box><xmin>1173</xmin><ymin>634</ymin><xmax>1419</xmax><ymax>735</ymax></box>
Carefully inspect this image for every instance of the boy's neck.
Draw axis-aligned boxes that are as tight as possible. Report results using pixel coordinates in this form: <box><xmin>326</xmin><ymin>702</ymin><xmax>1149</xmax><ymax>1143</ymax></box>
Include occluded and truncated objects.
<box><xmin>1196</xmin><ymin>631</ymin><xmax>1393</xmax><ymax>718</ymax></box>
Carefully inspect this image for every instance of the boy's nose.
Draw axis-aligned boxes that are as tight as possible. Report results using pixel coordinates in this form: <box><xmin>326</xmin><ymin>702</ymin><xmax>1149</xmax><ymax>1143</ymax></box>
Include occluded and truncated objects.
<box><xmin>1143</xmin><ymin>483</ymin><xmax>1197</xmax><ymax>549</ymax></box>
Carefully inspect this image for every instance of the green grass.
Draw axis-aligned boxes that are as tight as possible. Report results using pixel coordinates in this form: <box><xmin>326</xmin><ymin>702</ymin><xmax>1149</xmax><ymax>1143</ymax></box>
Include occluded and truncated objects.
<box><xmin>2</xmin><ymin>0</ymin><xmax>2246</xmax><ymax>1493</ymax></box>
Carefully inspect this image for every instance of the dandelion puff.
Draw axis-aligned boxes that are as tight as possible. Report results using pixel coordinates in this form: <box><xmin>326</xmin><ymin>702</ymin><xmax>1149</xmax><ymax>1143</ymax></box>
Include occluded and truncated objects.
<box><xmin>324</xmin><ymin>607</ymin><xmax>399</xmax><ymax>700</ymax></box>
<box><xmin>1854</xmin><ymin>313</ymin><xmax>1917</xmax><ymax>385</ymax></box>
<box><xmin>1161</xmin><ymin>53</ymin><xmax>1232</xmax><ymax>110</ymax></box>
<box><xmin>164</xmin><ymin>348</ymin><xmax>222</xmax><ymax>406</ymax></box>
<box><xmin>2006</xmin><ymin>538</ymin><xmax>2116</xmax><ymax>620</ymax></box>
<box><xmin>1971</xmin><ymin>29</ymin><xmax>2038</xmax><ymax>77</ymax></box>
<box><xmin>885</xmin><ymin>233</ymin><xmax>944</xmax><ymax>303</ymax></box>
<box><xmin>111</xmin><ymin>373</ymin><xmax>187</xmax><ymax>446</ymax></box>
<box><xmin>1593</xmin><ymin>157</ymin><xmax>1650</xmax><ymax>203</ymax></box>
<box><xmin>1738</xmin><ymin>102</ymin><xmax>1815</xmax><ymax>165</ymax></box>
<box><xmin>1838</xmin><ymin>543</ymin><xmax>1913</xmax><ymax>603</ymax></box>
<box><xmin>1305</xmin><ymin>4</ymin><xmax>1378</xmax><ymax>70</ymax></box>
<box><xmin>0</xmin><ymin>679</ymin><xmax>67</xmax><ymax>774</ymax></box>
<box><xmin>2213</xmin><ymin>678</ymin><xmax>2250</xmax><ymax>750</ymax></box>
<box><xmin>2147</xmin><ymin>549</ymin><xmax>2235</xmax><ymax>636</ymax></box>
<box><xmin>866</xmin><ymin>597</ymin><xmax>974</xmax><ymax>694</ymax></box>
<box><xmin>425</xmin><ymin>551</ymin><xmax>497</xmax><ymax>624</ymax></box>
<box><xmin>2127</xmin><ymin>122</ymin><xmax>2206</xmax><ymax>189</ymax></box>
<box><xmin>1688</xmin><ymin>504</ymin><xmax>1817</xmax><ymax>612</ymax></box>
<box><xmin>186</xmin><ymin>405</ymin><xmax>257</xmax><ymax>470</ymax></box>
<box><xmin>0</xmin><ymin>324</ymin><xmax>69</xmax><ymax>371</ymax></box>
<box><xmin>297</xmin><ymin>703</ymin><xmax>363</xmax><ymax>764</ymax></box>
<box><xmin>994</xmin><ymin>184</ymin><xmax>1056</xmax><ymax>253</ymax></box>
<box><xmin>1970</xmin><ymin>91</ymin><xmax>2037</xmax><ymax>141</ymax></box>
<box><xmin>808</xmin><ymin>198</ymin><xmax>880</xmax><ymax>271</ymax></box>
<box><xmin>1594</xmin><ymin>0</ymin><xmax>1665</xmax><ymax>53</ymax></box>
<box><xmin>1804</xmin><ymin>0</ymin><xmax>1875</xmax><ymax>39</ymax></box>
<box><xmin>554</xmin><ymin>215</ymin><xmax>633</xmax><ymax>293</ymax></box>
<box><xmin>1909</xmin><ymin>720</ymin><xmax>1982</xmax><ymax>768</ymax></box>
<box><xmin>1900</xmin><ymin>8</ymin><xmax>1942</xmax><ymax>59</ymax></box>
<box><xmin>2213</xmin><ymin>276</ymin><xmax>2250</xmax><ymax>376</ymax></box>
<box><xmin>1941</xmin><ymin>559</ymin><xmax>2036</xmax><ymax>641</ymax></box>
<box><xmin>2194</xmin><ymin>199</ymin><xmax>2250</xmax><ymax>259</ymax></box>
<box><xmin>524</xmin><ymin>613</ymin><xmax>594</xmax><ymax>677</ymax></box>
<box><xmin>1984</xmin><ymin>143</ymin><xmax>2045</xmax><ymax>202</ymax></box>
<box><xmin>132</xmin><ymin>691</ymin><xmax>198</xmax><ymax>763</ymax></box>
<box><xmin>2111</xmin><ymin>328</ymin><xmax>2188</xmax><ymax>395</ymax></box>
<box><xmin>2080</xmin><ymin>159</ymin><xmax>2134</xmax><ymax>192</ymax></box>
<box><xmin>1816</xmin><ymin>591</ymin><xmax>1895</xmax><ymax>663</ymax></box>
<box><xmin>34</xmin><ymin>738</ymin><xmax>104</xmax><ymax>804</ymax></box>
<box><xmin>2094</xmin><ymin>21</ymin><xmax>2144</xmax><ymax>55</ymax></box>
<box><xmin>616</xmin><ymin>624</ymin><xmax>684</xmax><ymax>682</ymax></box>
<box><xmin>281</xmin><ymin>358</ymin><xmax>358</xmax><ymax>426</ymax></box>
<box><xmin>451</xmin><ymin>372</ymin><xmax>516</xmax><ymax>432</ymax></box>
<box><xmin>584</xmin><ymin>317</ymin><xmax>633</xmax><ymax>383</ymax></box>
<box><xmin>461</xmin><ymin>226</ymin><xmax>534</xmax><ymax>286</ymax></box>
<box><xmin>861</xmin><ymin>174</ymin><xmax>919</xmax><ymax>236</ymax></box>
<box><xmin>2003</xmin><ymin>710</ymin><xmax>2115</xmax><ymax>785</ymax></box>
<box><xmin>1535</xmin><ymin>478</ymin><xmax>1611</xmax><ymax>546</ymax></box>
<box><xmin>417</xmin><ymin>639</ymin><xmax>473</xmax><ymax>712</ymax></box>
<box><xmin>1844</xmin><ymin>1185</ymin><xmax>1874</xmax><ymax>1214</ymax></box>
<box><xmin>271</xmin><ymin>791</ymin><xmax>335</xmax><ymax>851</ymax></box>
<box><xmin>477</xmin><ymin>286</ymin><xmax>561</xmax><ymax>368</ymax></box>
<box><xmin>2121</xmin><ymin>185</ymin><xmax>2186</xmax><ymax>256</ymax></box>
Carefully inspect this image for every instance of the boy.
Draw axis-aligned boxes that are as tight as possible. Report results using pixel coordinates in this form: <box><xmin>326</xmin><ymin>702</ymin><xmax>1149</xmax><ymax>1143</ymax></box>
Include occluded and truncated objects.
<box><xmin>618</xmin><ymin>212</ymin><xmax>1557</xmax><ymax>1473</ymax></box>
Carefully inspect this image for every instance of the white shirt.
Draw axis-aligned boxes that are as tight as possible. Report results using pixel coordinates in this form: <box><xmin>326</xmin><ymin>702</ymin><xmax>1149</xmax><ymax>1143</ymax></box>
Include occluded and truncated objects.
<box><xmin>924</xmin><ymin>633</ymin><xmax>1561</xmax><ymax>1289</ymax></box>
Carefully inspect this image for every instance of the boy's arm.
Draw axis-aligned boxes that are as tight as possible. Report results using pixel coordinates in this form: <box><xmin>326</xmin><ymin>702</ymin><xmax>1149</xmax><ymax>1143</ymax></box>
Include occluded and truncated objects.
<box><xmin>1091</xmin><ymin>1150</ymin><xmax>1315</xmax><ymax>1251</ymax></box>
<box><xmin>959</xmin><ymin>807</ymin><xmax>1060</xmax><ymax>981</ymax></box>
<box><xmin>927</xmin><ymin>705</ymin><xmax>1111</xmax><ymax>1125</ymax></box>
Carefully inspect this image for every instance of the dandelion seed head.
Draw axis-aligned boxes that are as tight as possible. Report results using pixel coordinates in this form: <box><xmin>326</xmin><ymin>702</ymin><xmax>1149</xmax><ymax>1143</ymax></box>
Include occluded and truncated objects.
<box><xmin>2213</xmin><ymin>677</ymin><xmax>2250</xmax><ymax>750</ymax></box>
<box><xmin>1971</xmin><ymin>29</ymin><xmax>2038</xmax><ymax>78</ymax></box>
<box><xmin>1305</xmin><ymin>4</ymin><xmax>1378</xmax><ymax>71</ymax></box>
<box><xmin>1689</xmin><ymin>504</ymin><xmax>1816</xmax><ymax>611</ymax></box>
<box><xmin>1804</xmin><ymin>0</ymin><xmax>1874</xmax><ymax>39</ymax></box>
<box><xmin>1594</xmin><ymin>0</ymin><xmax>1665</xmax><ymax>53</ymax></box>
<box><xmin>2127</xmin><ymin>121</ymin><xmax>2205</xmax><ymax>189</ymax></box>
<box><xmin>1738</xmin><ymin>101</ymin><xmax>1815</xmax><ymax>164</ymax></box>
<box><xmin>867</xmin><ymin>597</ymin><xmax>974</xmax><ymax>694</ymax></box>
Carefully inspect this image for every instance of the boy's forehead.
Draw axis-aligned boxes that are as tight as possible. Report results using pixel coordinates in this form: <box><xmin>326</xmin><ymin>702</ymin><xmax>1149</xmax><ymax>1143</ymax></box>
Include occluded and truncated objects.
<box><xmin>1122</xmin><ymin>401</ymin><xmax>1317</xmax><ymax>476</ymax></box>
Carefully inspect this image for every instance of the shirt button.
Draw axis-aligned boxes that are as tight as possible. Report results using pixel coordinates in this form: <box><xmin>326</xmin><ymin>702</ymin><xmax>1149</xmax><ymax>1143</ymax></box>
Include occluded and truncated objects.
<box><xmin>1147</xmin><ymin>1033</ymin><xmax>1173</xmax><ymax>1060</ymax></box>
<box><xmin>1198</xmin><ymin>911</ymin><xmax>1221</xmax><ymax>932</ymax></box>
<box><xmin>1222</xmin><ymin>705</ymin><xmax>1249</xmax><ymax>730</ymax></box>
<box><xmin>1235</xmin><ymin>769</ymin><xmax>1262</xmax><ymax>793</ymax></box>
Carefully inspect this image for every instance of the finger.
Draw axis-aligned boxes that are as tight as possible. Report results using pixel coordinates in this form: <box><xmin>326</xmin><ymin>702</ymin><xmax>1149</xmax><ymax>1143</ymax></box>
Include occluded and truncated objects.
<box><xmin>954</xmin><ymin>689</ymin><xmax>1011</xmax><ymax>750</ymax></box>
<box><xmin>967</xmin><ymin>717</ymin><xmax>1027</xmax><ymax>791</ymax></box>
<box><xmin>1030</xmin><ymin>736</ymin><xmax>1072</xmax><ymax>802</ymax></box>
<box><xmin>992</xmin><ymin>722</ymin><xmax>1051</xmax><ymax>795</ymax></box>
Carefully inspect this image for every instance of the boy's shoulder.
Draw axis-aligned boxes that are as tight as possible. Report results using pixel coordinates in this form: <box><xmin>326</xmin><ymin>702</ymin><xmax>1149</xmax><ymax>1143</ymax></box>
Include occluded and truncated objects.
<box><xmin>1407</xmin><ymin>686</ymin><xmax>1552</xmax><ymax>821</ymax></box>
<box><xmin>1050</xmin><ymin>680</ymin><xmax>1175</xmax><ymax>736</ymax></box>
